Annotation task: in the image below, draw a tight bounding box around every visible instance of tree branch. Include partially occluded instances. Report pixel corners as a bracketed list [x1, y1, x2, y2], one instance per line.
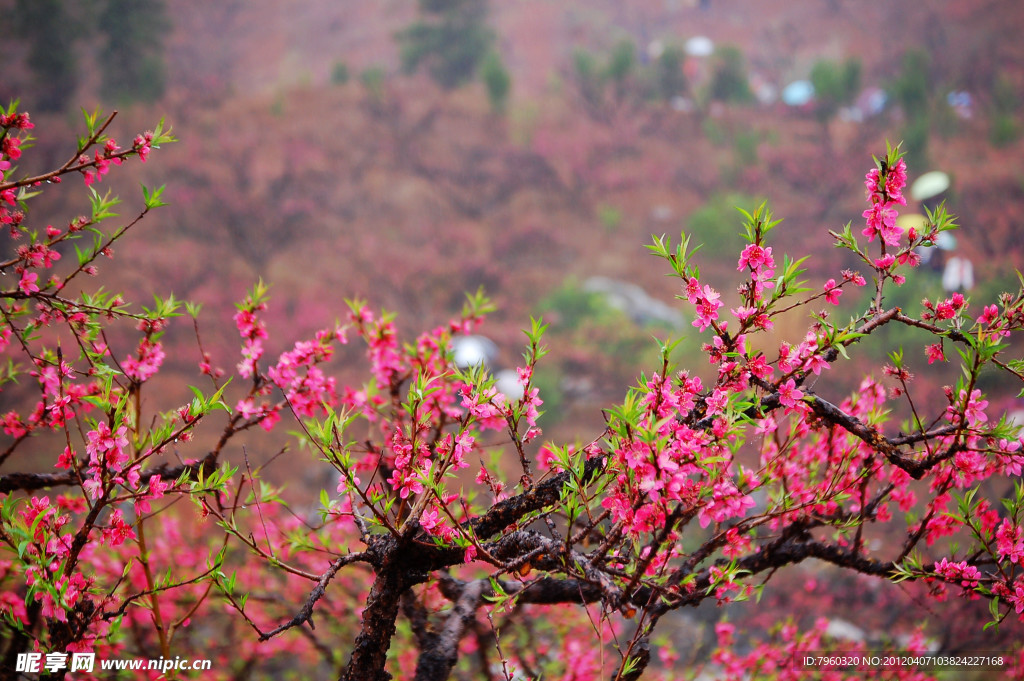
[258, 553, 368, 641]
[413, 579, 485, 681]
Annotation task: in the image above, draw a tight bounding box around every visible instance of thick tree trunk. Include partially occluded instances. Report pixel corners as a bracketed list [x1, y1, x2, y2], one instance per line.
[339, 569, 406, 681]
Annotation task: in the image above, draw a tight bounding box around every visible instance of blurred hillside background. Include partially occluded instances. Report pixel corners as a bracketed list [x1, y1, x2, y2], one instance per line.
[2, 0, 1024, 443]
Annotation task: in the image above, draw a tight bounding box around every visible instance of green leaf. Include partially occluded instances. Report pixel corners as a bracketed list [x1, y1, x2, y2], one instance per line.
[141, 184, 168, 209]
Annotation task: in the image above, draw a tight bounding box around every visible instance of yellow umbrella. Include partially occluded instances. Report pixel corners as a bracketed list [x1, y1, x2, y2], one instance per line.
[896, 214, 928, 231]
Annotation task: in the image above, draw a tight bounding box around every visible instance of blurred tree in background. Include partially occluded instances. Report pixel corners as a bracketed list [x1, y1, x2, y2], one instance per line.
[708, 45, 754, 104]
[98, 0, 170, 103]
[397, 0, 495, 90]
[11, 0, 80, 111]
[810, 56, 861, 125]
[569, 40, 647, 117]
[605, 39, 636, 102]
[990, 74, 1021, 148]
[331, 61, 351, 85]
[9, 0, 169, 109]
[572, 48, 605, 110]
[480, 50, 511, 113]
[891, 49, 931, 121]
[654, 44, 688, 102]
[890, 48, 932, 166]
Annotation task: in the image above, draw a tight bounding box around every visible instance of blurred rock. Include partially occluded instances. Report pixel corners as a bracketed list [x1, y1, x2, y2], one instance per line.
[583, 276, 686, 328]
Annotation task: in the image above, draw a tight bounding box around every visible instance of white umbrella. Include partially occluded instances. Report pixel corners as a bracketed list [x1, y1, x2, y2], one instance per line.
[450, 336, 498, 370]
[685, 36, 714, 57]
[910, 171, 950, 202]
[494, 369, 523, 401]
